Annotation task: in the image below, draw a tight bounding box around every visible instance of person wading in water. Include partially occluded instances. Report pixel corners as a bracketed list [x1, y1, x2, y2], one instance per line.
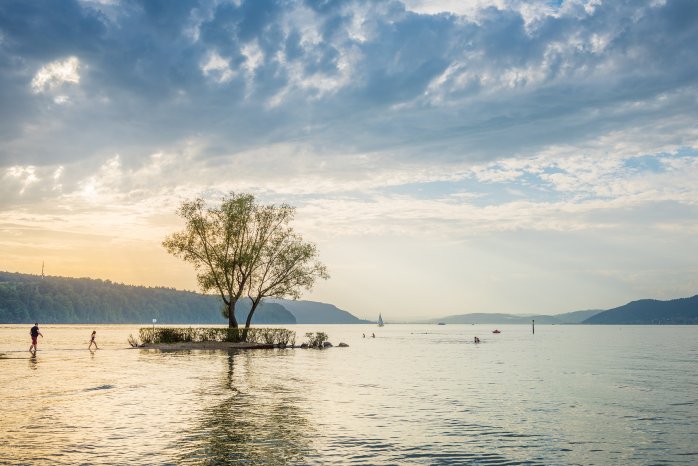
[88, 330, 98, 350]
[29, 323, 43, 354]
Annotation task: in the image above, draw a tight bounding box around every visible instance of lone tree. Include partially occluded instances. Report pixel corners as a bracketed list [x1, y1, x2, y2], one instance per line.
[162, 192, 328, 335]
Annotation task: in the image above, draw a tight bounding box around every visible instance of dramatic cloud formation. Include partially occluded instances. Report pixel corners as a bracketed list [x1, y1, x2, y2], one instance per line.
[1, 0, 697, 318]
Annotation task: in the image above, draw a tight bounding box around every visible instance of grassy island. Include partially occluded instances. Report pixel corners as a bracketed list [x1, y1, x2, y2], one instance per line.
[134, 327, 296, 347]
[132, 328, 336, 350]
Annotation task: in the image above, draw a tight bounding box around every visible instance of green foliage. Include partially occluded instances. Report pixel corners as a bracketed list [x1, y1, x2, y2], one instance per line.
[139, 327, 296, 346]
[304, 332, 329, 348]
[162, 193, 258, 328]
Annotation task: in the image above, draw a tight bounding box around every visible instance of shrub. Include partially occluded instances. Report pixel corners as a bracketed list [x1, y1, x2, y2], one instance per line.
[139, 328, 154, 344]
[136, 327, 297, 346]
[304, 332, 329, 348]
[127, 334, 140, 347]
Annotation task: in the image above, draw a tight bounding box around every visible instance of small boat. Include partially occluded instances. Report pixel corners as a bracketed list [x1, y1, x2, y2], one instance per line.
[378, 314, 384, 327]
[492, 329, 501, 334]
[437, 322, 446, 325]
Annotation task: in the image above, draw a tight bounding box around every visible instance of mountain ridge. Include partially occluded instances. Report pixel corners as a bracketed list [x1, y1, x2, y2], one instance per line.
[268, 299, 371, 324]
[425, 295, 697, 325]
[2, 271, 695, 325]
[583, 295, 698, 324]
[0, 271, 366, 325]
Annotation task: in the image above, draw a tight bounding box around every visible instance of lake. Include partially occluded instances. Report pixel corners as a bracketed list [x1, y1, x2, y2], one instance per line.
[1, 324, 696, 465]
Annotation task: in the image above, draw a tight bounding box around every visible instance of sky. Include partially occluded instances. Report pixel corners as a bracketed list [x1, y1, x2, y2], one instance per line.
[1, 0, 697, 321]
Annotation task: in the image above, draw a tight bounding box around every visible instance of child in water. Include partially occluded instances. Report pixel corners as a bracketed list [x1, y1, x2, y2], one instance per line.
[89, 330, 99, 350]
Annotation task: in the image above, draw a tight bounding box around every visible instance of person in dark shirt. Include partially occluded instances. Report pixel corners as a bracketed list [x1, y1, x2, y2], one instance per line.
[29, 323, 43, 354]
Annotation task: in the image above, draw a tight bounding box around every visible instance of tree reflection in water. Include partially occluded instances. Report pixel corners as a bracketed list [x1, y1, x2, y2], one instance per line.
[179, 350, 316, 465]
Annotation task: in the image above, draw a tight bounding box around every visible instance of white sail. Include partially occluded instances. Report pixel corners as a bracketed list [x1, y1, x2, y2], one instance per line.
[378, 313, 384, 327]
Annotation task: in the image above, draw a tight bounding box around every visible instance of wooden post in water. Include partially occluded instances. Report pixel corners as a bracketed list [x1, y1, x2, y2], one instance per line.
[532, 319, 535, 334]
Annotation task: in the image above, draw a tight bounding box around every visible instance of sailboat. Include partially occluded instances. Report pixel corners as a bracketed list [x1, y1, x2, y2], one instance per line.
[377, 314, 384, 327]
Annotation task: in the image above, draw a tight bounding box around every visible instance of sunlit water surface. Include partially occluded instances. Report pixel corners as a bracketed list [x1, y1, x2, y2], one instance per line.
[1, 324, 697, 465]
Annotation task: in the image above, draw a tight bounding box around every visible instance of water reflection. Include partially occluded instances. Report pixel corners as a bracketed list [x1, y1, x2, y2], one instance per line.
[1, 325, 696, 465]
[178, 350, 316, 465]
[28, 352, 38, 370]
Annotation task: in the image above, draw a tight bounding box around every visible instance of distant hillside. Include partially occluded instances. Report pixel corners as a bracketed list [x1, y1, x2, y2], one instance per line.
[236, 300, 296, 325]
[0, 271, 372, 325]
[429, 313, 562, 325]
[426, 309, 600, 325]
[554, 309, 603, 324]
[583, 295, 698, 324]
[269, 299, 370, 324]
[0, 271, 295, 324]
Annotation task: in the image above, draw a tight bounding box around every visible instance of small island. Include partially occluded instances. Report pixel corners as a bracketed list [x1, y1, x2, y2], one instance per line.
[131, 328, 341, 350]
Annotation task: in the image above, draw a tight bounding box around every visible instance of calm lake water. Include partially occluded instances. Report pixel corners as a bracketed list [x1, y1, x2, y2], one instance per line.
[1, 324, 696, 465]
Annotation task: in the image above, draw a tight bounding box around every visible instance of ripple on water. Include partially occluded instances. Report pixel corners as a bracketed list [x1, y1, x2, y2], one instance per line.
[1, 324, 697, 465]
[84, 384, 115, 391]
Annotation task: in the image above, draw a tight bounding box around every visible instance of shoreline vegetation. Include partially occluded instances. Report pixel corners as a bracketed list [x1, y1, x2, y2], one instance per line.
[131, 327, 342, 350]
[137, 341, 280, 350]
[135, 327, 297, 347]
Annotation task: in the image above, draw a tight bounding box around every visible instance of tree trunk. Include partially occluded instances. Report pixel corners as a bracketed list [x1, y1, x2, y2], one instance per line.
[228, 300, 238, 328]
[241, 299, 260, 342]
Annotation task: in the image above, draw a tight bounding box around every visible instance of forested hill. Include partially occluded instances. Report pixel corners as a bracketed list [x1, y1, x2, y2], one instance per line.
[583, 295, 698, 324]
[0, 271, 295, 324]
[428, 313, 563, 325]
[269, 299, 371, 324]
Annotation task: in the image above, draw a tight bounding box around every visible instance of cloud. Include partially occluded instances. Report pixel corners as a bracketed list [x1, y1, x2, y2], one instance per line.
[1, 0, 698, 312]
[1, 0, 697, 169]
[4, 165, 39, 195]
[201, 49, 236, 83]
[31, 56, 81, 93]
